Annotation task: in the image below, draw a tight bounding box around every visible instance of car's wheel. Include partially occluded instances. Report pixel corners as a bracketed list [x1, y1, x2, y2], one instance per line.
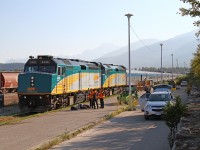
[144, 115, 149, 120]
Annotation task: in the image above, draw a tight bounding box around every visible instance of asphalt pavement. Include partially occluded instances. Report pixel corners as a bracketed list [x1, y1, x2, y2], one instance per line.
[51, 110, 170, 150]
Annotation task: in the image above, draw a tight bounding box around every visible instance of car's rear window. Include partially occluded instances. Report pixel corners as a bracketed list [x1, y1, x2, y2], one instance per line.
[148, 93, 170, 101]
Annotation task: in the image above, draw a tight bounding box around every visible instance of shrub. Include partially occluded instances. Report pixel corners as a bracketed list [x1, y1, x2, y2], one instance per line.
[163, 96, 187, 129]
[163, 96, 187, 148]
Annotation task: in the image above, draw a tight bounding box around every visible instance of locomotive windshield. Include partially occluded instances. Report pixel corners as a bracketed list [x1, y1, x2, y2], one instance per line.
[25, 65, 56, 73]
[25, 66, 38, 72]
[24, 58, 56, 73]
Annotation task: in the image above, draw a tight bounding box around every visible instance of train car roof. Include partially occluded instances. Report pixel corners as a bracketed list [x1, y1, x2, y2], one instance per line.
[53, 58, 67, 65]
[128, 70, 173, 76]
[102, 64, 111, 69]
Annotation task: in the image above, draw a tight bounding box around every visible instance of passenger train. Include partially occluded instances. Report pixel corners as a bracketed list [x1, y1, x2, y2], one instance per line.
[17, 55, 177, 113]
[18, 55, 126, 112]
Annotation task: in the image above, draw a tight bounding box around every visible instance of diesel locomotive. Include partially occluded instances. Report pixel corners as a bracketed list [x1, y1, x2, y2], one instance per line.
[18, 55, 127, 112]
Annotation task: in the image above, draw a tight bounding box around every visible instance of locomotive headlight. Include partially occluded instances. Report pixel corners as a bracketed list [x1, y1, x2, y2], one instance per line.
[39, 96, 42, 99]
[30, 76, 35, 87]
[24, 96, 27, 99]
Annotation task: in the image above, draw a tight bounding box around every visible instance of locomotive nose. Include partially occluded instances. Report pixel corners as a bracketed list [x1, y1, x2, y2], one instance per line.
[18, 73, 52, 93]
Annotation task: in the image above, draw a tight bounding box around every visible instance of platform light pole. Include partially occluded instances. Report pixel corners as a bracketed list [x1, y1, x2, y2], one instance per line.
[160, 43, 163, 83]
[125, 13, 133, 110]
[125, 13, 133, 95]
[176, 59, 179, 74]
[184, 62, 186, 74]
[171, 54, 173, 80]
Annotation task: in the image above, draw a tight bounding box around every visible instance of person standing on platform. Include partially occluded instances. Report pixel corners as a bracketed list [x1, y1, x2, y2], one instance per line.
[88, 89, 93, 108]
[92, 89, 99, 109]
[98, 88, 105, 108]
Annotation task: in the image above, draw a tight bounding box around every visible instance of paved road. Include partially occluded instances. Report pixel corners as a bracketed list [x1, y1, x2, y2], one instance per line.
[51, 110, 170, 150]
[172, 86, 188, 104]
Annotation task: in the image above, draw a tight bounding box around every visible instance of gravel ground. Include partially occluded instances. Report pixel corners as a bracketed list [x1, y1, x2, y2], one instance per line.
[173, 87, 200, 150]
[0, 93, 20, 116]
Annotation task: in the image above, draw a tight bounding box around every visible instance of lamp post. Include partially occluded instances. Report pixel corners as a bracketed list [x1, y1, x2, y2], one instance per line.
[184, 62, 186, 74]
[160, 43, 163, 83]
[171, 54, 173, 80]
[125, 13, 133, 95]
[125, 13, 133, 109]
[176, 59, 179, 74]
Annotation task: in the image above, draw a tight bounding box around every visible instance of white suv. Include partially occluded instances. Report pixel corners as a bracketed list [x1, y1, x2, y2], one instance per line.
[144, 91, 174, 120]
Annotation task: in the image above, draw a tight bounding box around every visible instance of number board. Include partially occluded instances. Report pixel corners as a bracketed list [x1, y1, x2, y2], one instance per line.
[28, 60, 37, 65]
[39, 60, 51, 65]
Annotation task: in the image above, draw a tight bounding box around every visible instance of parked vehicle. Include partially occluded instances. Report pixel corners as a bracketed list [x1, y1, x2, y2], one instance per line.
[181, 81, 188, 87]
[153, 88, 171, 92]
[153, 84, 172, 91]
[138, 93, 151, 111]
[144, 91, 174, 120]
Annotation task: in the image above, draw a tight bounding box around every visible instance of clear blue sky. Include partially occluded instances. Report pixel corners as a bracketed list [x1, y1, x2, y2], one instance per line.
[0, 0, 197, 63]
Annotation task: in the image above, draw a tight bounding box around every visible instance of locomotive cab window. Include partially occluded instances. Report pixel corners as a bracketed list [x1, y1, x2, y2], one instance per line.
[25, 66, 38, 72]
[58, 67, 65, 75]
[39, 66, 56, 73]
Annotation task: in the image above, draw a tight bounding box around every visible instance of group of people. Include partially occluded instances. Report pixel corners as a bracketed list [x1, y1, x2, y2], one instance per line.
[88, 88, 105, 109]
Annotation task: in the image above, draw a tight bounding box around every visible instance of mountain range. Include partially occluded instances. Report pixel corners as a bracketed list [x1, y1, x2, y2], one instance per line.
[1, 30, 199, 71]
[94, 30, 199, 68]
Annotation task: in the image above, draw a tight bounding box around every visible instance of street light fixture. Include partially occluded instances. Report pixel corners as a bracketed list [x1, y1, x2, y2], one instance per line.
[160, 43, 163, 83]
[125, 13, 133, 109]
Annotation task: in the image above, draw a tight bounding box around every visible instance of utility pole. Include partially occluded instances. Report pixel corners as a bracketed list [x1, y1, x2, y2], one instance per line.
[171, 54, 173, 80]
[160, 44, 163, 83]
[125, 13, 133, 109]
[184, 62, 186, 74]
[176, 59, 179, 74]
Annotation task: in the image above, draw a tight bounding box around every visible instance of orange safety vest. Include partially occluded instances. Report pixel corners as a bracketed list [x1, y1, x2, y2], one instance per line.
[88, 91, 93, 99]
[98, 92, 104, 99]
